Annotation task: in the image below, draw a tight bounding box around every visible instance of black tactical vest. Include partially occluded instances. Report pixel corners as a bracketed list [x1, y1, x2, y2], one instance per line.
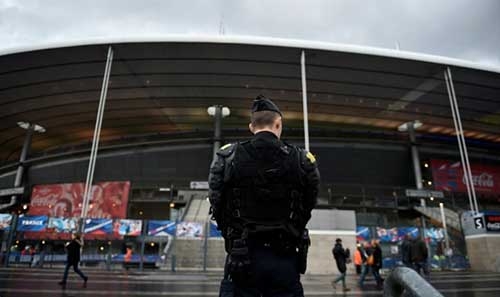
[223, 139, 304, 239]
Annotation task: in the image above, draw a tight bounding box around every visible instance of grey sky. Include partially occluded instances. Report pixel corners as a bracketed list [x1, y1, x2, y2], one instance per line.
[1, 0, 499, 67]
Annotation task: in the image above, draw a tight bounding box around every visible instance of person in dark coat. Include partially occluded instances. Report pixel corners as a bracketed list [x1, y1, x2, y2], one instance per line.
[371, 239, 383, 289]
[401, 234, 412, 268]
[331, 238, 351, 292]
[411, 237, 429, 276]
[58, 233, 88, 287]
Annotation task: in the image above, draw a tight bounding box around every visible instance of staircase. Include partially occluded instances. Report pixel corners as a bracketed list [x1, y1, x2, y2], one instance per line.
[414, 206, 461, 230]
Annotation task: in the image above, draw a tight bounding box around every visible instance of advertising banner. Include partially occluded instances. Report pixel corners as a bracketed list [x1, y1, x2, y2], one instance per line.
[84, 218, 113, 235]
[47, 217, 79, 233]
[424, 228, 445, 242]
[29, 181, 130, 219]
[147, 220, 176, 236]
[356, 226, 371, 242]
[431, 159, 500, 193]
[176, 222, 203, 238]
[376, 227, 399, 243]
[485, 214, 500, 232]
[114, 219, 142, 236]
[0, 214, 12, 230]
[17, 215, 48, 232]
[397, 227, 419, 240]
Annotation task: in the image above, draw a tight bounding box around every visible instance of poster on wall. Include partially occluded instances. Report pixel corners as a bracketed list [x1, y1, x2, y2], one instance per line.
[148, 220, 176, 236]
[0, 214, 12, 230]
[356, 226, 371, 242]
[114, 219, 142, 236]
[176, 222, 203, 238]
[47, 217, 79, 233]
[209, 222, 222, 237]
[83, 218, 113, 235]
[17, 215, 48, 232]
[376, 227, 399, 243]
[431, 159, 500, 193]
[484, 214, 500, 232]
[29, 181, 130, 219]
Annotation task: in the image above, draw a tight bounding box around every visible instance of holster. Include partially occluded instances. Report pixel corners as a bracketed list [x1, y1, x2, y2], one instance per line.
[297, 229, 310, 274]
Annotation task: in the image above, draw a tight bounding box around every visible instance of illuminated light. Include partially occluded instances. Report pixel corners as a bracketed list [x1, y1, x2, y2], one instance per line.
[78, 203, 82, 208]
[428, 181, 432, 186]
[42, 241, 46, 245]
[139, 211, 143, 215]
[100, 246, 104, 251]
[22, 204, 28, 210]
[159, 188, 171, 192]
[48, 205, 52, 209]
[15, 240, 19, 244]
[150, 242, 155, 247]
[424, 163, 429, 168]
[108, 241, 112, 245]
[430, 197, 435, 201]
[169, 203, 175, 208]
[89, 204, 93, 209]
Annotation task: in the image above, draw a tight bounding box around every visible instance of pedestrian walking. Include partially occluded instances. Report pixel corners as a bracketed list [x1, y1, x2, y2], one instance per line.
[354, 242, 363, 275]
[331, 238, 351, 292]
[58, 233, 88, 287]
[359, 241, 383, 290]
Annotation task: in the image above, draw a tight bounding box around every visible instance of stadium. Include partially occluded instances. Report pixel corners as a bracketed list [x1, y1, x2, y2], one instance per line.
[0, 35, 499, 276]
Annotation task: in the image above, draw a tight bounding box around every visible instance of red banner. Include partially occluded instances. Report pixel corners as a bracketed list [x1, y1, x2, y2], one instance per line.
[431, 159, 500, 193]
[29, 181, 130, 219]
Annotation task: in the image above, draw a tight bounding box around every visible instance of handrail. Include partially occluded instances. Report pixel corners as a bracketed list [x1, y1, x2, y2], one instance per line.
[384, 267, 444, 297]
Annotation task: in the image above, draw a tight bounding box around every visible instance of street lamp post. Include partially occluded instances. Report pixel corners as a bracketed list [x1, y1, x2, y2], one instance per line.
[207, 106, 230, 160]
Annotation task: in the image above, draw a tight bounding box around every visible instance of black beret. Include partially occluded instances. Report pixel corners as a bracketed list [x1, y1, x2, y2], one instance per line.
[251, 95, 282, 116]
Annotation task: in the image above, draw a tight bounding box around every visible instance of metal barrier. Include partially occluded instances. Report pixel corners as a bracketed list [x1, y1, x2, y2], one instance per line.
[384, 267, 444, 297]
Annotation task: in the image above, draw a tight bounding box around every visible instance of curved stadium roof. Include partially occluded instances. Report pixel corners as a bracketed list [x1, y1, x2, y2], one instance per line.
[0, 35, 499, 163]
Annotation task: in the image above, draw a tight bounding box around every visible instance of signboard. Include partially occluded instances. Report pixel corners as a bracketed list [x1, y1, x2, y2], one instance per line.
[485, 214, 500, 232]
[0, 187, 24, 197]
[190, 181, 209, 190]
[397, 227, 419, 240]
[83, 218, 113, 235]
[0, 214, 12, 230]
[29, 181, 130, 219]
[17, 215, 48, 232]
[473, 214, 485, 230]
[47, 217, 79, 233]
[114, 219, 142, 236]
[424, 228, 445, 243]
[405, 189, 444, 198]
[431, 159, 500, 193]
[147, 220, 176, 236]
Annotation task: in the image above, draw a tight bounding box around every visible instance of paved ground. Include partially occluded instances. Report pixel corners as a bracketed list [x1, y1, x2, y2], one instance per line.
[0, 268, 499, 296]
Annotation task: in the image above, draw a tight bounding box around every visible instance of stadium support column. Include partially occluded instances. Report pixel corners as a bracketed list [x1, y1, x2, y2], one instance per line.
[444, 67, 478, 214]
[300, 50, 310, 152]
[80, 46, 114, 233]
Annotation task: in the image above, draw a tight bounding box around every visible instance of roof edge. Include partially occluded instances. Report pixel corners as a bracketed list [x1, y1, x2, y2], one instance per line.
[1, 34, 500, 74]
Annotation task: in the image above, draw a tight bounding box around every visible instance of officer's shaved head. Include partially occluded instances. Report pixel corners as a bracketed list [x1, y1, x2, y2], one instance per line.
[251, 111, 281, 128]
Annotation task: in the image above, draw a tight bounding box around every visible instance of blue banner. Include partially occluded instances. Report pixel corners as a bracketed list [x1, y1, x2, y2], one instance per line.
[209, 222, 222, 237]
[48, 217, 79, 233]
[0, 214, 12, 230]
[148, 220, 176, 236]
[17, 215, 48, 232]
[425, 228, 444, 243]
[397, 227, 419, 240]
[356, 226, 371, 242]
[84, 218, 113, 234]
[377, 227, 399, 243]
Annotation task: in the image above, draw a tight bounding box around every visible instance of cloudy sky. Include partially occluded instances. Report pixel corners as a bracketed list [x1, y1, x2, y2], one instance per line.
[1, 0, 499, 67]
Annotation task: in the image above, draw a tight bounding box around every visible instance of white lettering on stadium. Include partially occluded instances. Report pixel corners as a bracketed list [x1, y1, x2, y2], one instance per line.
[462, 173, 494, 188]
[22, 220, 43, 225]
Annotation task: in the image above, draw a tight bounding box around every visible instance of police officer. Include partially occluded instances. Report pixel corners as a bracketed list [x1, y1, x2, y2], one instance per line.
[209, 95, 320, 297]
